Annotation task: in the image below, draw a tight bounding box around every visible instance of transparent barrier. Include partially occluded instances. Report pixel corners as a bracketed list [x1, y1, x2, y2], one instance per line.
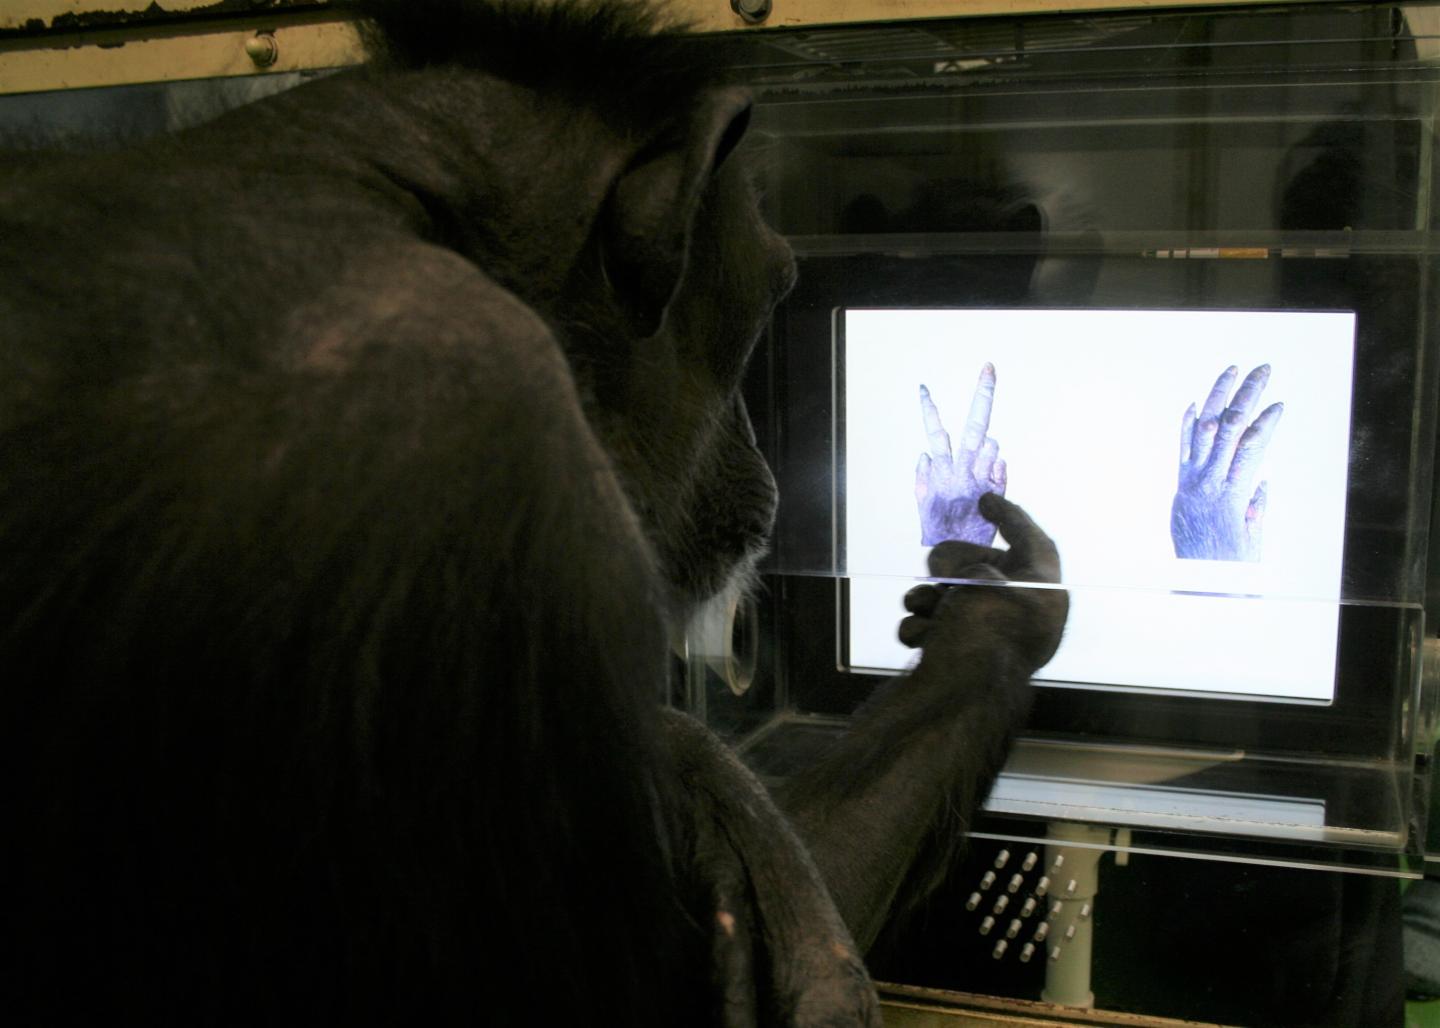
[681, 573, 1425, 871]
[696, 3, 1440, 872]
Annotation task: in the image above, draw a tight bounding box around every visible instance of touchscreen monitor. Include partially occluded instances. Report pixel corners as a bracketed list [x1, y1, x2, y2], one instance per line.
[842, 308, 1356, 702]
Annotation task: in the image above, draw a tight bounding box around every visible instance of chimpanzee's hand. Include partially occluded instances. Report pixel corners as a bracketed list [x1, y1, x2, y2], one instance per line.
[1170, 364, 1283, 562]
[899, 493, 1066, 674]
[914, 364, 1007, 547]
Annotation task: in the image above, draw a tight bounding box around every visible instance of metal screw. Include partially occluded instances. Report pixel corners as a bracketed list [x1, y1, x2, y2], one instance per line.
[245, 32, 279, 68]
[731, 0, 772, 24]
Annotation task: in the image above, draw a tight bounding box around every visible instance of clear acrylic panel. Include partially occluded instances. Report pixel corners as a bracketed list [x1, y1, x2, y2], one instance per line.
[690, 1, 1440, 869]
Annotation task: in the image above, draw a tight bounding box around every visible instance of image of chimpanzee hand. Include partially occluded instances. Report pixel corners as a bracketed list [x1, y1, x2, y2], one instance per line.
[915, 363, 1007, 547]
[1171, 364, 1284, 562]
[899, 493, 1067, 674]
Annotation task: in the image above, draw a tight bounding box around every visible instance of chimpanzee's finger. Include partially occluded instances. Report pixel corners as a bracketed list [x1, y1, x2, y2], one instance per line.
[991, 457, 1007, 495]
[946, 564, 1005, 584]
[1203, 407, 1248, 484]
[1247, 480, 1268, 528]
[1199, 365, 1237, 421]
[958, 363, 996, 455]
[973, 436, 998, 485]
[1178, 402, 1197, 467]
[915, 452, 932, 501]
[1227, 364, 1270, 420]
[976, 493, 1060, 584]
[903, 583, 943, 617]
[928, 539, 1006, 579]
[898, 614, 931, 648]
[1189, 415, 1219, 471]
[1226, 402, 1283, 488]
[920, 385, 952, 461]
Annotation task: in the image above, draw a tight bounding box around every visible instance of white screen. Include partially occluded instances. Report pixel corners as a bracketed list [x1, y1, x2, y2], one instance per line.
[843, 308, 1355, 702]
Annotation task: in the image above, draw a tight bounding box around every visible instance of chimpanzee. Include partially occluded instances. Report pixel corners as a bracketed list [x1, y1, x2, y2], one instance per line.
[0, 2, 1065, 1024]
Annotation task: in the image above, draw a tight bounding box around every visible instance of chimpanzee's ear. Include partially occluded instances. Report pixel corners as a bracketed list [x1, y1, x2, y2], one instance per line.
[602, 87, 753, 337]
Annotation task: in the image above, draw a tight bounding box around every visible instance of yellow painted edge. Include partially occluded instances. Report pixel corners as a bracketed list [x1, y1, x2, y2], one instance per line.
[3, 0, 226, 31]
[0, 17, 366, 95]
[667, 0, 1325, 32]
[0, 0, 1352, 96]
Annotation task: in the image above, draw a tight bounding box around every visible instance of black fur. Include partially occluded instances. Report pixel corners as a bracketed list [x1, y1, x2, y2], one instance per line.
[0, 2, 1064, 1024]
[350, 0, 718, 125]
[0, 5, 765, 1024]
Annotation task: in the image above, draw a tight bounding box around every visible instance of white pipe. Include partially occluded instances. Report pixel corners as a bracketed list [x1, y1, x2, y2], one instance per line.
[1040, 822, 1111, 1009]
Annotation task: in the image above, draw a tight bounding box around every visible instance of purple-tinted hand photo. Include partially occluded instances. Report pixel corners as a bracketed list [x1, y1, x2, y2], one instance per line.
[1171, 364, 1284, 562]
[915, 363, 1007, 546]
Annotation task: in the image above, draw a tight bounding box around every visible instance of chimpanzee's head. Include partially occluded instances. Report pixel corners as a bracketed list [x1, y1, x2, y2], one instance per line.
[357, 0, 796, 616]
[578, 93, 797, 615]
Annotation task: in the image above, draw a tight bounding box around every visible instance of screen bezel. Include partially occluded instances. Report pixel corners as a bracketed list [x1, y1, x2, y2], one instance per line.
[750, 248, 1418, 761]
[834, 304, 1355, 705]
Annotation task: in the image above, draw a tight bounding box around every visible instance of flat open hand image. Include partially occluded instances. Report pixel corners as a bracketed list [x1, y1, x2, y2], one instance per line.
[1171, 364, 1284, 561]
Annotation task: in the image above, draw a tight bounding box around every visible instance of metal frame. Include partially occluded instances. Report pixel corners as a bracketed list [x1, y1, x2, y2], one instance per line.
[0, 0, 1352, 96]
[0, 8, 361, 95]
[876, 984, 1231, 1026]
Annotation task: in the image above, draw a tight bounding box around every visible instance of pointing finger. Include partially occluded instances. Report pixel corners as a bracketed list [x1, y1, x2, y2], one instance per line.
[977, 493, 1060, 584]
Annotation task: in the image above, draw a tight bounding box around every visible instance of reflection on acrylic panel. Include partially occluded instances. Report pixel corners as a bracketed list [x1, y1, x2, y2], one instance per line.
[842, 308, 1356, 702]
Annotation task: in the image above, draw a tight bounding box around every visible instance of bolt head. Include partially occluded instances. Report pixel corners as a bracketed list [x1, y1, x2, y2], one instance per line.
[732, 0, 772, 23]
[245, 34, 279, 68]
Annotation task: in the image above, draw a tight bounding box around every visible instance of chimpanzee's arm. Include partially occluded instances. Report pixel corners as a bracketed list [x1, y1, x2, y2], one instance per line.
[774, 494, 1065, 953]
[661, 710, 881, 1027]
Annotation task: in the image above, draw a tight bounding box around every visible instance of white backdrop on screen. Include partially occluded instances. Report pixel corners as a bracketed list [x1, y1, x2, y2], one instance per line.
[842, 308, 1355, 702]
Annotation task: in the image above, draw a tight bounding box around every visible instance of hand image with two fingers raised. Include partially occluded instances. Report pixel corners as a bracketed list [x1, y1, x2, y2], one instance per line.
[1171, 364, 1284, 562]
[915, 363, 1007, 547]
